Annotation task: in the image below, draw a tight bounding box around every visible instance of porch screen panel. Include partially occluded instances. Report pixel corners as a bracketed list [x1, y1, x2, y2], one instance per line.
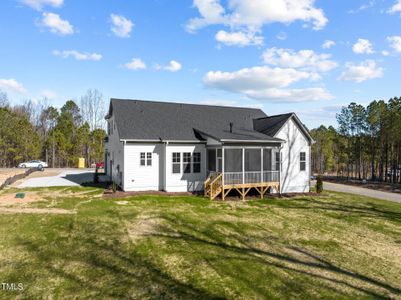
[224, 149, 242, 172]
[207, 149, 216, 172]
[245, 149, 261, 171]
[263, 149, 272, 171]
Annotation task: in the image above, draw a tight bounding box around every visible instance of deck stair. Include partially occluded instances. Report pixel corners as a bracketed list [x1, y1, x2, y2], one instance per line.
[204, 172, 223, 200]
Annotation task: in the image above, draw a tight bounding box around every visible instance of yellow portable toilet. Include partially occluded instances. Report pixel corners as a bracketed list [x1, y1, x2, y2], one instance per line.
[78, 157, 85, 169]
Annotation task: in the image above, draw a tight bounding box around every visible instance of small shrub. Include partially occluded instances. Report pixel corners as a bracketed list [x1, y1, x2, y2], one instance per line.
[316, 176, 323, 193]
[112, 181, 117, 193]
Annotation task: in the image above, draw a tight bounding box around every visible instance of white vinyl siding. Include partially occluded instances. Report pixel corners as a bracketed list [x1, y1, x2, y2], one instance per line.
[165, 144, 206, 192]
[276, 118, 310, 193]
[124, 144, 161, 191]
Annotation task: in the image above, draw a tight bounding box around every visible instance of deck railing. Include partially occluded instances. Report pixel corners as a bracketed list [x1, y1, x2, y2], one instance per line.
[223, 171, 279, 185]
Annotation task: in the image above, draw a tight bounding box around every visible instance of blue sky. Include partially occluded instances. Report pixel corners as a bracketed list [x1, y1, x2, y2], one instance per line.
[1, 0, 401, 128]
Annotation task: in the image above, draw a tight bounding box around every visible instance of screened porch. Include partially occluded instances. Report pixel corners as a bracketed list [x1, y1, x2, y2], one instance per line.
[207, 147, 281, 186]
[204, 146, 281, 200]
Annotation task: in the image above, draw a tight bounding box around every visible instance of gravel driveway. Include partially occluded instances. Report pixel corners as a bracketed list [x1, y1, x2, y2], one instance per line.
[320, 181, 401, 204]
[17, 169, 95, 188]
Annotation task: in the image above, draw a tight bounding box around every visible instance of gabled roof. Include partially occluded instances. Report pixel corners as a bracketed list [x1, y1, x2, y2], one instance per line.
[253, 113, 314, 143]
[253, 113, 293, 137]
[108, 99, 281, 142]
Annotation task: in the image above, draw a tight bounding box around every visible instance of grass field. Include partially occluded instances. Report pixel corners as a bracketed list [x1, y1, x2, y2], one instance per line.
[0, 187, 400, 299]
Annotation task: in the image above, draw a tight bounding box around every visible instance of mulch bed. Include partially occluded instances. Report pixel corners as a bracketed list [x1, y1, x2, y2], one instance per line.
[103, 188, 318, 200]
[103, 189, 197, 198]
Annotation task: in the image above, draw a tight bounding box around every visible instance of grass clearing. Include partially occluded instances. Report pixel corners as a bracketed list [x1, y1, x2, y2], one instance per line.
[0, 187, 400, 299]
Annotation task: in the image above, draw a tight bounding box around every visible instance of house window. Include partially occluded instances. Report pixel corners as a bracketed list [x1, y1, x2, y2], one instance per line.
[193, 152, 201, 173]
[147, 152, 152, 166]
[172, 152, 181, 174]
[207, 149, 216, 172]
[183, 152, 191, 173]
[275, 152, 280, 171]
[140, 152, 152, 166]
[300, 152, 306, 171]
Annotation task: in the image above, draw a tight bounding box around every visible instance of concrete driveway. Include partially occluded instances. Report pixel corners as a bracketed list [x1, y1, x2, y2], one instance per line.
[17, 169, 96, 188]
[320, 181, 401, 204]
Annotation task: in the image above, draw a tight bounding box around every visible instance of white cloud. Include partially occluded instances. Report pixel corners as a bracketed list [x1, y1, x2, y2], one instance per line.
[262, 48, 338, 72]
[40, 89, 57, 99]
[187, 0, 328, 33]
[245, 87, 334, 102]
[163, 60, 182, 72]
[382, 50, 390, 56]
[348, 1, 376, 14]
[204, 66, 315, 90]
[215, 30, 263, 47]
[322, 40, 335, 49]
[388, 0, 401, 14]
[0, 78, 27, 94]
[203, 66, 332, 102]
[124, 58, 146, 70]
[39, 12, 74, 35]
[110, 14, 134, 38]
[352, 38, 374, 54]
[199, 99, 263, 108]
[20, 0, 63, 10]
[53, 50, 102, 61]
[387, 36, 401, 52]
[338, 60, 383, 83]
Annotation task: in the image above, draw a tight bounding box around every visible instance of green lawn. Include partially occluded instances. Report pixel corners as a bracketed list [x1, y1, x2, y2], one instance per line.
[0, 187, 400, 299]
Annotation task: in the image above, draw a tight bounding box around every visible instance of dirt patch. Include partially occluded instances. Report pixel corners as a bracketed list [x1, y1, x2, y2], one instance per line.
[126, 215, 163, 243]
[0, 207, 76, 214]
[9, 169, 64, 187]
[0, 192, 41, 207]
[116, 201, 129, 205]
[0, 168, 32, 189]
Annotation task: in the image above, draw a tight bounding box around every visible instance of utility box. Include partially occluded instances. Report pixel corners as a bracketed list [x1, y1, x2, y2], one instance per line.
[78, 157, 85, 169]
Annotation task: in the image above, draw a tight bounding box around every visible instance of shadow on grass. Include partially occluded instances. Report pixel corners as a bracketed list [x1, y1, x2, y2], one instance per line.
[13, 201, 401, 299]
[267, 197, 401, 223]
[15, 222, 223, 299]
[149, 215, 401, 299]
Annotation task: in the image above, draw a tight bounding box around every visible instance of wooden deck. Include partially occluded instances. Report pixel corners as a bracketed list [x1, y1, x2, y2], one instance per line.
[204, 173, 280, 200]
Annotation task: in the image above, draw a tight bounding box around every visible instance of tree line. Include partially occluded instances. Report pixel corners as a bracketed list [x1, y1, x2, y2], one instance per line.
[0, 89, 106, 168]
[311, 97, 401, 184]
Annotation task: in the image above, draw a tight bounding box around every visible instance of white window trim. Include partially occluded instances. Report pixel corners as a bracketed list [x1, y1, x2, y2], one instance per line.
[172, 152, 181, 174]
[300, 151, 306, 171]
[140, 152, 152, 167]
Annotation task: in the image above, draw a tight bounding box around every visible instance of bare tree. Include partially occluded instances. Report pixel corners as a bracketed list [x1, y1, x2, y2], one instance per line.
[0, 90, 9, 108]
[80, 89, 105, 131]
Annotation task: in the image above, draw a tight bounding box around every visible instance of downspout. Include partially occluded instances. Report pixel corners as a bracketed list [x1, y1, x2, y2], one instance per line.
[309, 140, 314, 192]
[122, 140, 126, 191]
[161, 139, 169, 192]
[279, 144, 283, 195]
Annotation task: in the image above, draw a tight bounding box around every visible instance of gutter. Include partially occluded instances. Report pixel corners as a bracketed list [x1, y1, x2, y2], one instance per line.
[120, 139, 206, 144]
[221, 139, 285, 143]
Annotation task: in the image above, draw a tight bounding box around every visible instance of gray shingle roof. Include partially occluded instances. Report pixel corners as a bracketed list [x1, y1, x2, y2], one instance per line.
[253, 113, 294, 137]
[254, 113, 313, 143]
[109, 99, 283, 142]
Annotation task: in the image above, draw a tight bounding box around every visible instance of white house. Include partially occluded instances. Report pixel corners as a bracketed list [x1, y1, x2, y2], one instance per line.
[104, 99, 313, 199]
